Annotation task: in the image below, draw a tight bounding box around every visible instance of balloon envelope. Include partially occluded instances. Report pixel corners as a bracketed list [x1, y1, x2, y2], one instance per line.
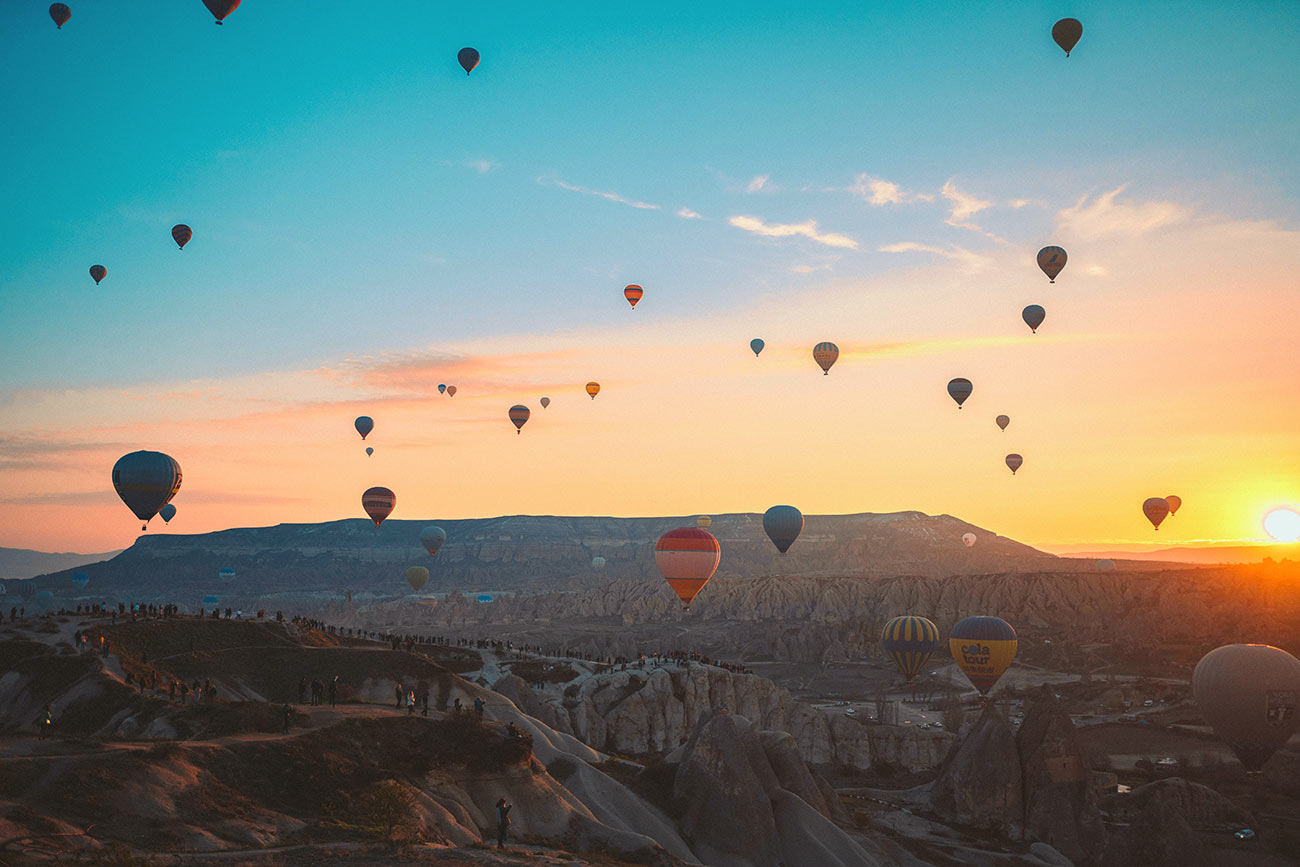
[762, 505, 804, 554]
[881, 615, 940, 683]
[1193, 644, 1300, 771]
[362, 487, 396, 527]
[476, 594, 494, 603]
[509, 405, 530, 433]
[1037, 246, 1067, 282]
[585, 382, 601, 399]
[1095, 559, 1117, 572]
[696, 516, 712, 529]
[219, 567, 235, 581]
[750, 338, 765, 357]
[50, 4, 71, 28]
[1143, 497, 1170, 530]
[947, 378, 973, 408]
[159, 503, 177, 524]
[1165, 495, 1182, 516]
[202, 595, 220, 606]
[624, 284, 644, 307]
[405, 566, 429, 592]
[73, 572, 90, 589]
[365, 447, 373, 457]
[591, 556, 606, 569]
[962, 533, 976, 547]
[458, 47, 480, 75]
[420, 526, 446, 557]
[950, 616, 1018, 696]
[354, 416, 373, 440]
[813, 342, 839, 374]
[655, 528, 721, 608]
[1052, 18, 1083, 55]
[438, 384, 447, 394]
[540, 397, 550, 408]
[1022, 305, 1046, 333]
[171, 224, 192, 249]
[446, 385, 457, 397]
[996, 414, 1010, 431]
[1006, 454, 1023, 475]
[89, 265, 107, 285]
[112, 451, 182, 528]
[201, 0, 240, 23]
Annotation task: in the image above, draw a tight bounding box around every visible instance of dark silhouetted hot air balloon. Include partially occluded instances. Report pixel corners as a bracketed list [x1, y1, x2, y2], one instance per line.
[655, 527, 720, 609]
[355, 416, 373, 440]
[112, 451, 182, 530]
[509, 405, 530, 433]
[1037, 246, 1067, 282]
[446, 385, 457, 397]
[406, 566, 429, 591]
[159, 503, 176, 524]
[624, 284, 643, 308]
[172, 224, 192, 250]
[458, 47, 480, 75]
[201, 0, 240, 24]
[591, 556, 606, 569]
[1165, 495, 1182, 516]
[947, 378, 972, 408]
[813, 342, 838, 375]
[962, 532, 976, 547]
[1006, 454, 1023, 475]
[365, 447, 374, 457]
[1193, 644, 1300, 772]
[881, 615, 940, 683]
[1022, 305, 1045, 333]
[696, 516, 712, 529]
[420, 526, 446, 557]
[763, 505, 804, 554]
[996, 414, 1010, 431]
[438, 384, 447, 394]
[218, 567, 235, 581]
[89, 265, 107, 285]
[1143, 497, 1170, 530]
[1096, 559, 1116, 571]
[750, 338, 765, 357]
[585, 382, 600, 400]
[1052, 18, 1083, 56]
[50, 4, 70, 29]
[362, 487, 396, 527]
[950, 616, 1017, 696]
[540, 397, 550, 408]
[73, 572, 90, 589]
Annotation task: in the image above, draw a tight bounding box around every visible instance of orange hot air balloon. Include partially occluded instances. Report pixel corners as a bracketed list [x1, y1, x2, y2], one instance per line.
[624, 284, 644, 308]
[813, 342, 839, 375]
[1005, 454, 1023, 475]
[1143, 497, 1170, 530]
[171, 224, 192, 250]
[585, 382, 600, 400]
[508, 404, 530, 434]
[446, 385, 457, 397]
[50, 4, 70, 29]
[89, 265, 107, 285]
[1165, 495, 1182, 516]
[655, 527, 720, 609]
[362, 486, 396, 527]
[201, 0, 240, 24]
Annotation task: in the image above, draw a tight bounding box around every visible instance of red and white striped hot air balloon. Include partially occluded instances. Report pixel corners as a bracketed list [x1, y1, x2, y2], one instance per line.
[623, 284, 644, 308]
[655, 527, 720, 609]
[362, 487, 396, 527]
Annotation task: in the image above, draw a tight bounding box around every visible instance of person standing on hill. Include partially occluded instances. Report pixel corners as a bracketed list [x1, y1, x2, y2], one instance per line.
[407, 689, 416, 714]
[299, 676, 308, 705]
[495, 798, 512, 849]
[38, 705, 52, 739]
[282, 704, 293, 734]
[474, 697, 485, 719]
[328, 676, 338, 707]
[395, 683, 403, 708]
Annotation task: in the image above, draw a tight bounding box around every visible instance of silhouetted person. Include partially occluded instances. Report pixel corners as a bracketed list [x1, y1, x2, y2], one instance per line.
[299, 676, 307, 704]
[495, 798, 511, 849]
[282, 704, 293, 734]
[311, 679, 323, 706]
[474, 697, 485, 719]
[38, 704, 52, 739]
[328, 676, 338, 707]
[395, 683, 403, 708]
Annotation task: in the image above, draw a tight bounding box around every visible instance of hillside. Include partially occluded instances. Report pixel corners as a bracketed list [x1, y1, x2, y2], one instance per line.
[0, 546, 121, 580]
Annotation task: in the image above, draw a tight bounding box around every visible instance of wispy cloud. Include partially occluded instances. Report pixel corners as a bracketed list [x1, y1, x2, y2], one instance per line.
[878, 241, 992, 270]
[941, 180, 992, 228]
[465, 158, 498, 174]
[729, 215, 858, 250]
[676, 207, 702, 220]
[1056, 186, 1193, 239]
[540, 177, 660, 210]
[847, 174, 931, 205]
[746, 175, 771, 193]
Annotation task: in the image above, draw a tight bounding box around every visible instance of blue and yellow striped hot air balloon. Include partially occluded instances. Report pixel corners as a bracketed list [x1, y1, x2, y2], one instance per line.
[949, 616, 1018, 696]
[881, 616, 940, 683]
[813, 342, 839, 375]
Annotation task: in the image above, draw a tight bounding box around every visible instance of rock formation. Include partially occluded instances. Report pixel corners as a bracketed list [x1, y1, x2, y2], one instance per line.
[930, 703, 1024, 834]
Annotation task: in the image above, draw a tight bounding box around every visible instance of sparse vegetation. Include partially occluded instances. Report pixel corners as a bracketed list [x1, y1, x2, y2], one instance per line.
[355, 779, 418, 846]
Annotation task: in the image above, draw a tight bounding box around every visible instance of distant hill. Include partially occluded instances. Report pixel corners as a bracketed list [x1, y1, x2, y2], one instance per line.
[24, 511, 1068, 604]
[1057, 544, 1299, 565]
[0, 546, 121, 580]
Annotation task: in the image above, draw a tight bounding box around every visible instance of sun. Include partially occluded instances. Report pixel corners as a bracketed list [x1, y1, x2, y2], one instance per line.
[1262, 508, 1300, 542]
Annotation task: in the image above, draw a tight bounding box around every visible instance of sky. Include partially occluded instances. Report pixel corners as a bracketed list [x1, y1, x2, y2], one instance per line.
[2, 1, 1299, 554]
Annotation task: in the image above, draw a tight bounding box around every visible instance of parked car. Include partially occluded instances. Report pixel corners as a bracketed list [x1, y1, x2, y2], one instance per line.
[1235, 829, 1255, 840]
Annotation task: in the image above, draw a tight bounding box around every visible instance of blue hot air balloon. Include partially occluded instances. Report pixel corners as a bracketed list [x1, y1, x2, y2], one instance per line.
[881, 615, 940, 683]
[750, 338, 765, 357]
[476, 593, 494, 603]
[72, 572, 90, 590]
[762, 505, 805, 554]
[202, 595, 220, 606]
[219, 567, 236, 582]
[112, 451, 182, 530]
[159, 503, 177, 524]
[1022, 305, 1046, 333]
[34, 590, 55, 612]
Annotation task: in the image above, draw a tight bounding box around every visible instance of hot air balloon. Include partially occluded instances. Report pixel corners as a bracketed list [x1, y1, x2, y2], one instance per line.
[585, 382, 600, 400]
[89, 265, 107, 285]
[624, 284, 644, 308]
[1022, 305, 1046, 333]
[73, 572, 90, 590]
[405, 566, 429, 592]
[763, 505, 804, 554]
[591, 556, 606, 570]
[750, 338, 765, 357]
[159, 503, 177, 524]
[962, 532, 976, 547]
[1095, 559, 1117, 572]
[112, 451, 182, 530]
[354, 416, 374, 440]
[540, 397, 550, 408]
[950, 616, 1018, 696]
[438, 384, 447, 394]
[50, 4, 70, 29]
[458, 47, 480, 75]
[508, 405, 530, 434]
[1143, 497, 1170, 530]
[881, 615, 940, 683]
[365, 447, 374, 457]
[420, 526, 446, 557]
[362, 486, 396, 527]
[0, 584, 6, 596]
[1193, 644, 1300, 772]
[655, 527, 721, 609]
[696, 516, 712, 529]
[33, 590, 55, 613]
[1052, 18, 1083, 56]
[1005, 454, 1023, 475]
[201, 0, 240, 24]
[996, 414, 1010, 432]
[947, 378, 972, 408]
[171, 224, 192, 250]
[476, 593, 494, 603]
[446, 385, 457, 397]
[202, 594, 220, 606]
[1037, 246, 1067, 282]
[218, 567, 235, 581]
[813, 342, 838, 375]
[1165, 495, 1182, 516]
[19, 581, 35, 601]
